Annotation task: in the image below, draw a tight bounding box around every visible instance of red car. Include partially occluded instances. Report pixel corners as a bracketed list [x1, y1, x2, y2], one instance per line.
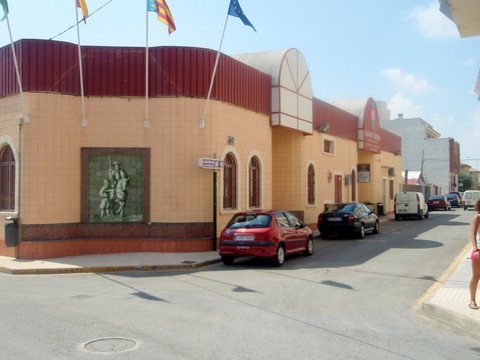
[219, 210, 314, 266]
[427, 195, 451, 211]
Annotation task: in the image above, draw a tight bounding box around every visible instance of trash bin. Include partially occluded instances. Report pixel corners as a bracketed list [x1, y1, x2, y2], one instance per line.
[5, 217, 18, 247]
[376, 203, 384, 216]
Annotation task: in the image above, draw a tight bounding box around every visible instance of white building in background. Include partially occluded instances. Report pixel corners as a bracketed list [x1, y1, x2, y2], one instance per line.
[376, 101, 391, 122]
[381, 115, 460, 195]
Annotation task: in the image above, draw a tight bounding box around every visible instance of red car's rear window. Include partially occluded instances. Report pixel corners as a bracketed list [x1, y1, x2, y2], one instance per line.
[227, 214, 272, 229]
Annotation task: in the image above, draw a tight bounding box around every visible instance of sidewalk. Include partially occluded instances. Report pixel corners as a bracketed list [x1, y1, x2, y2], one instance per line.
[0, 214, 478, 337]
[0, 251, 222, 275]
[421, 249, 480, 337]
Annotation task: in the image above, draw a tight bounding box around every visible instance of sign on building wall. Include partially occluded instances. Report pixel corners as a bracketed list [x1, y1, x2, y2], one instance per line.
[198, 158, 225, 169]
[358, 164, 371, 183]
[362, 101, 381, 153]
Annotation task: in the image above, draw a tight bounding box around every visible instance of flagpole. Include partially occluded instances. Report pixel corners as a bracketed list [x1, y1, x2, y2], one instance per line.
[200, 13, 230, 129]
[5, 16, 30, 124]
[75, 0, 87, 127]
[144, 0, 150, 128]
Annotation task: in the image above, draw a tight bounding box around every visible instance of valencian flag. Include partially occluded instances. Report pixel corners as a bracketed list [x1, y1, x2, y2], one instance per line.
[0, 0, 8, 21]
[228, 0, 256, 31]
[148, 0, 176, 34]
[77, 0, 88, 23]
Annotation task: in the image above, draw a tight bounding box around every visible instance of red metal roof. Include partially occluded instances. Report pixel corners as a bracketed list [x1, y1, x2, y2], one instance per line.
[380, 128, 402, 154]
[0, 39, 271, 115]
[313, 98, 402, 154]
[313, 98, 357, 141]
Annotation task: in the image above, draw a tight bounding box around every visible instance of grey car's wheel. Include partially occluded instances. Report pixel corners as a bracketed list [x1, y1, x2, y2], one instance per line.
[221, 255, 235, 265]
[357, 224, 365, 239]
[304, 238, 314, 256]
[373, 221, 379, 234]
[272, 244, 285, 267]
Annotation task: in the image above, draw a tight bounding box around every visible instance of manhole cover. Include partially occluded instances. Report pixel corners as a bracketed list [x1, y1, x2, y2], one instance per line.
[79, 337, 140, 354]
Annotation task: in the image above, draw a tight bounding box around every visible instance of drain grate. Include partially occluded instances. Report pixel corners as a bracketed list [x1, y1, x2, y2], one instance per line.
[79, 337, 140, 354]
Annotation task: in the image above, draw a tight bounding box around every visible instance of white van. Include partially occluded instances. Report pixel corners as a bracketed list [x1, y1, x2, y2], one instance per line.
[394, 192, 429, 220]
[463, 190, 480, 210]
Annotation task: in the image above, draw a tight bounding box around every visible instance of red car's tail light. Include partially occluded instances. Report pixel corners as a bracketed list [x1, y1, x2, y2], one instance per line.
[262, 230, 275, 241]
[347, 214, 355, 222]
[318, 215, 324, 222]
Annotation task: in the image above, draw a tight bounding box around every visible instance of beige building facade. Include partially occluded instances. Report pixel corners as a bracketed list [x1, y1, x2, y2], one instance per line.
[0, 40, 401, 259]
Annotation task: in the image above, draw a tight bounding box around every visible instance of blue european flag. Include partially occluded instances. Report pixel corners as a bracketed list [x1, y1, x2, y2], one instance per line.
[228, 0, 256, 32]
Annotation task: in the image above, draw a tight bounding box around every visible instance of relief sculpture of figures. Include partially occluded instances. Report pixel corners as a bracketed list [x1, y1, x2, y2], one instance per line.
[99, 160, 129, 217]
[99, 179, 114, 217]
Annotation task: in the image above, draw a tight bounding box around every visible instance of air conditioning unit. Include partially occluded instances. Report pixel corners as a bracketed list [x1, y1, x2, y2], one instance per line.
[388, 167, 396, 176]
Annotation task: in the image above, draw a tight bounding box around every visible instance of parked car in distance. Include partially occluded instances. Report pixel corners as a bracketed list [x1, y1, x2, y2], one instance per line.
[219, 210, 313, 267]
[427, 195, 451, 211]
[317, 203, 379, 239]
[448, 191, 463, 204]
[463, 190, 480, 210]
[394, 192, 429, 220]
[445, 193, 461, 208]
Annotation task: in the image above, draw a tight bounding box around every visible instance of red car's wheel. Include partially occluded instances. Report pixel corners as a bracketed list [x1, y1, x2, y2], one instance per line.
[304, 238, 314, 256]
[221, 255, 235, 265]
[272, 244, 285, 267]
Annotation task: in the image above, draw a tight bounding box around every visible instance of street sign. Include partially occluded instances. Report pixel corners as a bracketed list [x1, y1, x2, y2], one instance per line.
[198, 158, 224, 169]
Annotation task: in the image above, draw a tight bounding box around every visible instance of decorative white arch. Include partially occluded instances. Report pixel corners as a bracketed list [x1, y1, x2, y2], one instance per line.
[232, 48, 313, 134]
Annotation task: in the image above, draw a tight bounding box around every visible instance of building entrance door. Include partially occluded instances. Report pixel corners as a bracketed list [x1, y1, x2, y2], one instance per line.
[334, 175, 342, 203]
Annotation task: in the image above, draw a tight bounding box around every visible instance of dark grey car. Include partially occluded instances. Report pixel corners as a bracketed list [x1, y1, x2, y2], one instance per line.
[317, 203, 379, 239]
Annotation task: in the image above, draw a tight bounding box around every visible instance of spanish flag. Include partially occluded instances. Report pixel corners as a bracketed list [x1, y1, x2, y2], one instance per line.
[148, 0, 176, 34]
[76, 0, 88, 23]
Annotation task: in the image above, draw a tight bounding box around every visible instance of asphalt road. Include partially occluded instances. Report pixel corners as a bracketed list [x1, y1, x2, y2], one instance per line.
[1, 208, 479, 359]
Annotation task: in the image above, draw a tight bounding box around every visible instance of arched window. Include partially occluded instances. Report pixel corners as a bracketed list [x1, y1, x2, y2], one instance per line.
[351, 169, 356, 201]
[249, 157, 260, 208]
[307, 164, 315, 205]
[223, 154, 237, 209]
[0, 146, 15, 211]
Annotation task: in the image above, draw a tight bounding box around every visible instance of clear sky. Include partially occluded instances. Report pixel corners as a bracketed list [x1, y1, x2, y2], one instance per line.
[1, 1, 480, 167]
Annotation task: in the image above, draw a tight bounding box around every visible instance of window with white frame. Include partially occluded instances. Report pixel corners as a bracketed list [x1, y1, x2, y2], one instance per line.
[307, 164, 315, 205]
[223, 153, 237, 209]
[249, 156, 260, 208]
[0, 145, 15, 211]
[323, 136, 335, 155]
